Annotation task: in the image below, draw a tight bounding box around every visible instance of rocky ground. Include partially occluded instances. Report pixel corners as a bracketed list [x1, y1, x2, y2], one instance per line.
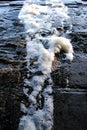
[0, 1, 87, 130]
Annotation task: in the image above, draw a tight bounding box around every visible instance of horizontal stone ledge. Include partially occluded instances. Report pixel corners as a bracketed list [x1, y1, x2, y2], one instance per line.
[53, 88, 87, 94]
[53, 86, 87, 130]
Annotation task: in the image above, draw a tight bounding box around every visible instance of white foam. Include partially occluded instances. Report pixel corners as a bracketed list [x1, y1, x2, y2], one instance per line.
[18, 0, 73, 130]
[48, 35, 74, 61]
[20, 102, 28, 113]
[18, 116, 36, 130]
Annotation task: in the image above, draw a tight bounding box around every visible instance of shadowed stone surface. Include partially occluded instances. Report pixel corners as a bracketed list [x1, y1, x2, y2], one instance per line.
[52, 55, 87, 88]
[0, 2, 26, 130]
[53, 89, 87, 130]
[51, 2, 87, 130]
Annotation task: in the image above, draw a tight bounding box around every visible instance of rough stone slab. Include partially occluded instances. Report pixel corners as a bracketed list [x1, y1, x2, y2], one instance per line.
[51, 54, 87, 88]
[53, 88, 87, 130]
[52, 3, 87, 130]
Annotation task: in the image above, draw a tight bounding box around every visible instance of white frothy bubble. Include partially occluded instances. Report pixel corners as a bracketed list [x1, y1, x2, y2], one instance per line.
[18, 0, 73, 130]
[18, 116, 36, 130]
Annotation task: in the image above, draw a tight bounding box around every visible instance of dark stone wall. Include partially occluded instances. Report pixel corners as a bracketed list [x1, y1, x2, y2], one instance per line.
[52, 2, 87, 130]
[0, 3, 26, 130]
[53, 90, 87, 130]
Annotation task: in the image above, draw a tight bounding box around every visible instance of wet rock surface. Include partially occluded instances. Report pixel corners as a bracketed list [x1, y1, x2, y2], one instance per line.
[0, 1, 87, 130]
[0, 2, 26, 130]
[52, 2, 87, 130]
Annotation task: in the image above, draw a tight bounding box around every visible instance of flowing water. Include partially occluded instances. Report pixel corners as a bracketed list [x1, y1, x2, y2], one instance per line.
[18, 0, 73, 130]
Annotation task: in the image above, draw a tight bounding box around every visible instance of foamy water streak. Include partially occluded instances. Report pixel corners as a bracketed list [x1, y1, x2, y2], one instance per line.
[18, 0, 73, 130]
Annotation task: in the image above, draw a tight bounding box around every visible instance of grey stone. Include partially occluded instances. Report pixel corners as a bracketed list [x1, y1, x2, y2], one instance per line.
[53, 88, 87, 130]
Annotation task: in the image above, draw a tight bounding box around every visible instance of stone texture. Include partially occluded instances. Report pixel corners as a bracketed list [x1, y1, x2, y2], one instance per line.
[53, 89, 87, 130]
[0, 67, 22, 130]
[0, 3, 26, 130]
[52, 2, 87, 130]
[52, 55, 87, 88]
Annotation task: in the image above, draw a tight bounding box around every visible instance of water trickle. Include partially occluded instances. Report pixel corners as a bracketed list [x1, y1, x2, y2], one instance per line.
[18, 0, 73, 130]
